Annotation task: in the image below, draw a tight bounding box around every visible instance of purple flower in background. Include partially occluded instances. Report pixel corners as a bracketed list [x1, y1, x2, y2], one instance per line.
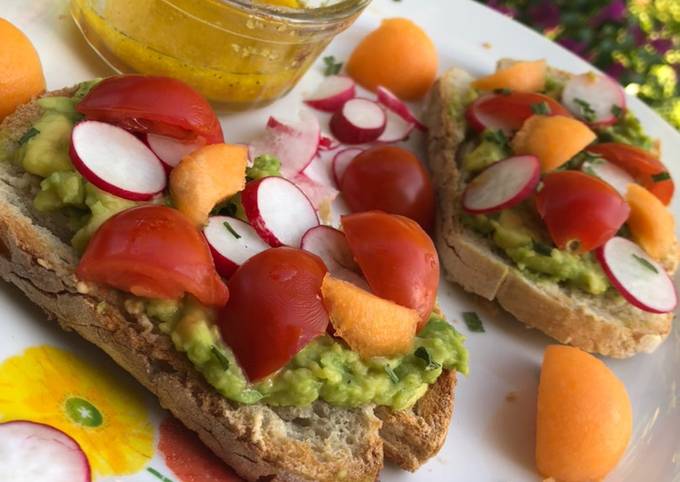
[590, 0, 626, 27]
[604, 62, 627, 80]
[557, 37, 588, 57]
[650, 38, 673, 55]
[528, 1, 560, 30]
[630, 24, 647, 47]
[486, 0, 516, 18]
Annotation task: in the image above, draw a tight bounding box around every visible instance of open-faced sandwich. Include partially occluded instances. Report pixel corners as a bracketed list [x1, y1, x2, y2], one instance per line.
[426, 59, 678, 358]
[0, 75, 468, 481]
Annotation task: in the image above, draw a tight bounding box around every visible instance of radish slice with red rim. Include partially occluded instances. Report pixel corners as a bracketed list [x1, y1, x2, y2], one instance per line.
[375, 85, 427, 132]
[318, 133, 340, 152]
[204, 216, 270, 278]
[304, 75, 356, 113]
[249, 112, 320, 177]
[377, 109, 415, 143]
[146, 133, 205, 170]
[330, 98, 386, 145]
[70, 121, 166, 201]
[582, 158, 635, 197]
[291, 173, 339, 210]
[596, 236, 677, 313]
[241, 176, 319, 247]
[332, 147, 364, 186]
[562, 73, 625, 126]
[0, 420, 91, 482]
[462, 155, 541, 214]
[300, 225, 369, 290]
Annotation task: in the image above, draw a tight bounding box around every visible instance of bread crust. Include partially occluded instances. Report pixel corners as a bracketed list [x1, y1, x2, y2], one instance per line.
[425, 66, 676, 358]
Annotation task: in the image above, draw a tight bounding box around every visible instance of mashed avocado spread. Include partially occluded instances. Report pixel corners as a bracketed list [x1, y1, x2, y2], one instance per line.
[145, 297, 468, 410]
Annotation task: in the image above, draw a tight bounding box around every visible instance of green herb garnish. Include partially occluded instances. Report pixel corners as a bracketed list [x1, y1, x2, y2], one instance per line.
[483, 129, 508, 147]
[632, 254, 658, 273]
[18, 127, 39, 145]
[323, 56, 343, 76]
[223, 221, 241, 239]
[531, 102, 551, 115]
[652, 172, 671, 182]
[611, 104, 624, 119]
[414, 346, 441, 370]
[462, 311, 485, 332]
[573, 98, 596, 123]
[211, 346, 231, 370]
[493, 88, 512, 95]
[147, 467, 174, 482]
[384, 365, 399, 383]
[533, 241, 553, 257]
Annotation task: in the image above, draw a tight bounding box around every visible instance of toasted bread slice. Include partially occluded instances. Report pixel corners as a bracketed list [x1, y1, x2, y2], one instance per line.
[425, 66, 678, 358]
[0, 88, 458, 480]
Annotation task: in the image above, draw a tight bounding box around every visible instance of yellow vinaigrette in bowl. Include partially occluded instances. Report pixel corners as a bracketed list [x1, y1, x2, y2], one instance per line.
[71, 0, 369, 109]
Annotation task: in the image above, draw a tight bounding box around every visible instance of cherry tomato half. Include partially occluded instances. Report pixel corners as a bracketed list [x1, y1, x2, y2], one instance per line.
[342, 211, 439, 329]
[77, 76, 224, 144]
[535, 171, 630, 252]
[218, 248, 329, 381]
[341, 146, 435, 230]
[77, 205, 229, 307]
[465, 92, 572, 134]
[586, 143, 674, 205]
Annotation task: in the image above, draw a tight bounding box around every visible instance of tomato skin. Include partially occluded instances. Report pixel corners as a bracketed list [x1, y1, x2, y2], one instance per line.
[218, 248, 329, 381]
[341, 146, 435, 230]
[465, 92, 572, 133]
[77, 205, 229, 307]
[586, 143, 674, 205]
[536, 171, 630, 253]
[342, 211, 439, 329]
[77, 76, 224, 144]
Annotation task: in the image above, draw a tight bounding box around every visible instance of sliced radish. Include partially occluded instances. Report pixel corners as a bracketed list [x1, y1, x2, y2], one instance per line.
[462, 155, 540, 214]
[204, 216, 269, 278]
[318, 133, 340, 152]
[292, 173, 339, 210]
[596, 237, 677, 313]
[375, 85, 427, 132]
[0, 420, 91, 482]
[70, 121, 166, 201]
[249, 112, 320, 177]
[300, 226, 369, 289]
[330, 98, 386, 145]
[146, 133, 205, 170]
[241, 176, 319, 247]
[332, 147, 364, 186]
[582, 159, 636, 197]
[377, 108, 415, 143]
[304, 75, 356, 113]
[562, 73, 626, 126]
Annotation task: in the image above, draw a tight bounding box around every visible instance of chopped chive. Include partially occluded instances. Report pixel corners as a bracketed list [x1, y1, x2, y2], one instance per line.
[483, 129, 508, 146]
[414, 346, 441, 370]
[531, 102, 551, 115]
[611, 104, 623, 119]
[632, 254, 658, 273]
[573, 98, 596, 123]
[462, 311, 485, 332]
[147, 467, 175, 482]
[652, 171, 671, 182]
[18, 127, 40, 145]
[493, 88, 512, 95]
[384, 365, 399, 383]
[211, 345, 231, 370]
[533, 241, 553, 257]
[223, 221, 241, 239]
[322, 56, 343, 76]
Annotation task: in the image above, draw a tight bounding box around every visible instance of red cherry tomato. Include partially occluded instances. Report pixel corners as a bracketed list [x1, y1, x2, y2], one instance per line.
[465, 92, 572, 133]
[342, 211, 439, 329]
[218, 248, 329, 381]
[535, 171, 630, 253]
[77, 205, 229, 307]
[341, 146, 435, 230]
[586, 143, 674, 205]
[77, 76, 224, 144]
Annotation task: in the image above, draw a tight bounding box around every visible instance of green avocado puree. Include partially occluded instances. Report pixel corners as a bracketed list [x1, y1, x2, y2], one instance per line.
[145, 297, 468, 410]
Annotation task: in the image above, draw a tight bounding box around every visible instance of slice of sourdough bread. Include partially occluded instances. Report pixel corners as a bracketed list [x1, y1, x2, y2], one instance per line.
[425, 66, 678, 359]
[0, 88, 457, 481]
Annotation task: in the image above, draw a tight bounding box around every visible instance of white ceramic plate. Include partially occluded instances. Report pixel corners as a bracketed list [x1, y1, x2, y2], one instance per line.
[2, 1, 679, 481]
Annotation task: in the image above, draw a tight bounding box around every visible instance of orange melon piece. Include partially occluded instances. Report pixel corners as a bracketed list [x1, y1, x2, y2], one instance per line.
[471, 60, 546, 93]
[626, 183, 676, 260]
[170, 143, 247, 227]
[0, 19, 45, 120]
[512, 115, 596, 172]
[320, 274, 418, 358]
[346, 18, 437, 100]
[536, 345, 632, 482]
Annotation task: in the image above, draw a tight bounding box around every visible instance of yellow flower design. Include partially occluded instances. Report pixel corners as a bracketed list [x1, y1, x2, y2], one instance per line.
[0, 345, 154, 477]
